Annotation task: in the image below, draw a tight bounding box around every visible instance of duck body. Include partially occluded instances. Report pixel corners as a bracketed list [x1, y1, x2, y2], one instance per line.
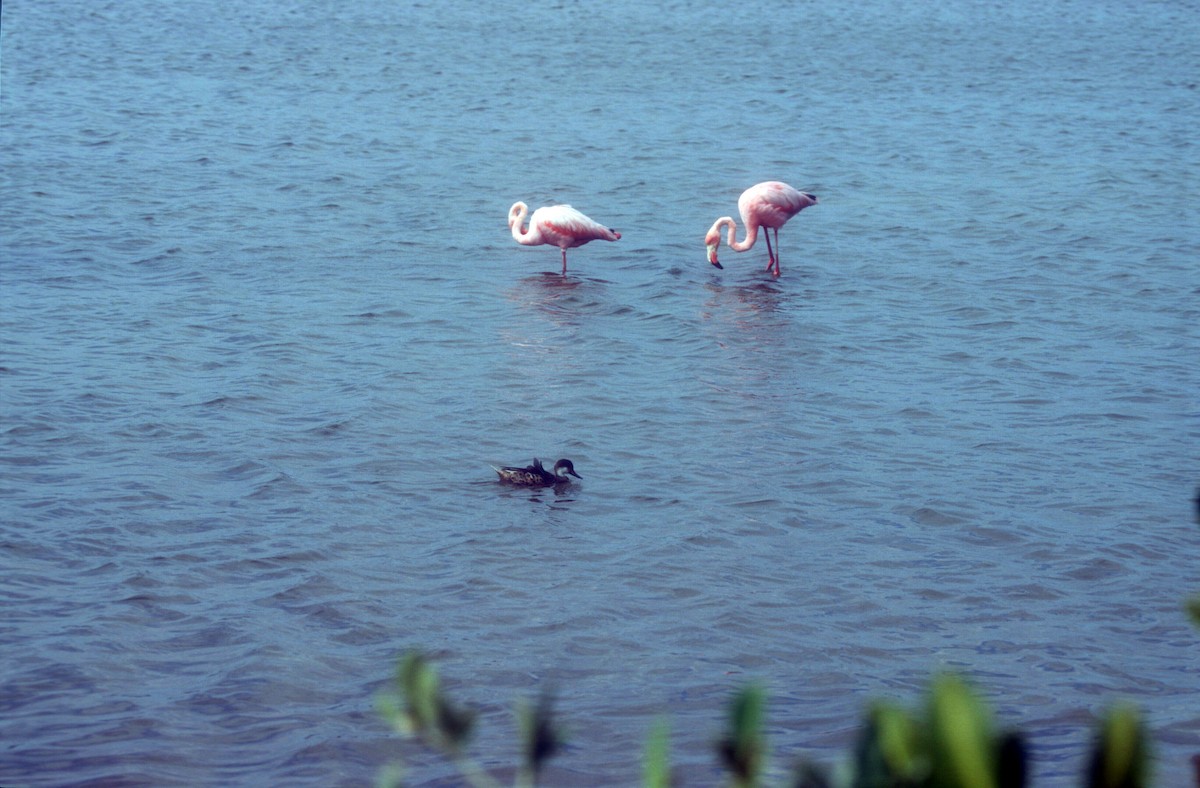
[492, 458, 582, 487]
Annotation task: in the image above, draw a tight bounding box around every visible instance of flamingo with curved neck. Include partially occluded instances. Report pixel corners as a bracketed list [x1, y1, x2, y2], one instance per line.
[508, 201, 621, 275]
[705, 181, 818, 277]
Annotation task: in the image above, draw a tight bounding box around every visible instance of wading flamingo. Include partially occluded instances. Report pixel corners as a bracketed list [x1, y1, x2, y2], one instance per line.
[705, 181, 817, 277]
[508, 201, 621, 275]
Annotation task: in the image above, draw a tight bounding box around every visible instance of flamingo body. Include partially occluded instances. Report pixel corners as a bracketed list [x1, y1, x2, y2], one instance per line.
[705, 181, 817, 277]
[508, 202, 621, 275]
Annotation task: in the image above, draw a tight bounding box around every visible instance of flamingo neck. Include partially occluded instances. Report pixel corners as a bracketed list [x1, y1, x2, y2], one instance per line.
[710, 216, 758, 252]
[509, 203, 542, 246]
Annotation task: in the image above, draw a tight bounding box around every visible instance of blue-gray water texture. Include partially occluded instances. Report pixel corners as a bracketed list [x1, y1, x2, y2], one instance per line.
[2, 1, 1198, 785]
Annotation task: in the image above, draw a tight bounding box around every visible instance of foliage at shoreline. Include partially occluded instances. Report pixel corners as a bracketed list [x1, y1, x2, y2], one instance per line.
[376, 652, 1158, 787]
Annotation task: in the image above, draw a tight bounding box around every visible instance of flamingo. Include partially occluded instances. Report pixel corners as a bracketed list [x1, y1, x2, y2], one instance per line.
[508, 201, 621, 275]
[705, 181, 818, 277]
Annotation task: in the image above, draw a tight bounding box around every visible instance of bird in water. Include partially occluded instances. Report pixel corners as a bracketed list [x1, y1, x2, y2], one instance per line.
[705, 181, 818, 277]
[492, 458, 582, 486]
[508, 201, 621, 275]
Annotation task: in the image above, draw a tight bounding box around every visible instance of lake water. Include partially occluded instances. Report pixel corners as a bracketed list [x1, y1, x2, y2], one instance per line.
[2, 0, 1198, 785]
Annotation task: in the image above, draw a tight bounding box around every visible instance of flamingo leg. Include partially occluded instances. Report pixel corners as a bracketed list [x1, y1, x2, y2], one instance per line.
[763, 228, 776, 273]
[561, 248, 568, 275]
[772, 228, 781, 276]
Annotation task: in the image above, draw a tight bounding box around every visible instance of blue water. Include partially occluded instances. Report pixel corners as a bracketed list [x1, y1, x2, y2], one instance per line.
[2, 0, 1198, 785]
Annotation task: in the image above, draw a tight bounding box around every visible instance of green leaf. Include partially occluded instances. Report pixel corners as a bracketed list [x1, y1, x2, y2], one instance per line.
[1186, 595, 1200, 629]
[643, 717, 672, 788]
[876, 702, 923, 779]
[392, 652, 475, 753]
[927, 674, 996, 788]
[1085, 704, 1149, 788]
[852, 700, 926, 786]
[375, 762, 405, 788]
[397, 652, 441, 737]
[717, 684, 767, 787]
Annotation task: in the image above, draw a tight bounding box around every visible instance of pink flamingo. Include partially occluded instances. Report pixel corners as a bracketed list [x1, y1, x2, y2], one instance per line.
[508, 201, 621, 275]
[705, 181, 818, 277]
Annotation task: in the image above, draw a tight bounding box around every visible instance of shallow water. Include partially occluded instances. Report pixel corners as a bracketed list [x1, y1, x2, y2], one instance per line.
[2, 0, 1198, 785]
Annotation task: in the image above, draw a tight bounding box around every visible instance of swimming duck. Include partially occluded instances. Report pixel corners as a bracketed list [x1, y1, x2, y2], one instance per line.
[492, 458, 582, 486]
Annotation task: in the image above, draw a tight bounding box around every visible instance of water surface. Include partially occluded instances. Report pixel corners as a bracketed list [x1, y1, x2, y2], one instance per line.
[2, 0, 1198, 784]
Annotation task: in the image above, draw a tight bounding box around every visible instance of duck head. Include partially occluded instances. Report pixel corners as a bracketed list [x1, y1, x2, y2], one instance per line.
[553, 459, 582, 479]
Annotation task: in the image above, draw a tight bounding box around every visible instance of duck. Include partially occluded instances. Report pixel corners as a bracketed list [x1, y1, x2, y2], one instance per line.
[492, 458, 582, 486]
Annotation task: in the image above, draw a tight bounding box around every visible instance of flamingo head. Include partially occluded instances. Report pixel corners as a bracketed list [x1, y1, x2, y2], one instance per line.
[704, 229, 723, 269]
[508, 201, 528, 231]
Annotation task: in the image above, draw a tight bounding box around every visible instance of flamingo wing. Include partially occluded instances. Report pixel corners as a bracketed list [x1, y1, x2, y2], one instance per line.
[741, 181, 817, 229]
[533, 205, 620, 249]
[772, 184, 817, 216]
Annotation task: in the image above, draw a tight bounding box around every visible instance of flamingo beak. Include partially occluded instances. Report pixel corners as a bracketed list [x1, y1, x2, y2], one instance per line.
[706, 242, 722, 268]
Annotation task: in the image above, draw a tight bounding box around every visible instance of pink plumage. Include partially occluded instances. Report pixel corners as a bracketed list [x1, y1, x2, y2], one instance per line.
[704, 181, 818, 277]
[508, 202, 621, 275]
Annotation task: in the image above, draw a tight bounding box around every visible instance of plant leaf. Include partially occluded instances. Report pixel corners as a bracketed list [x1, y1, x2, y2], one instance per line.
[643, 717, 672, 788]
[717, 684, 767, 787]
[927, 674, 996, 788]
[1085, 704, 1149, 788]
[1186, 595, 1200, 629]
